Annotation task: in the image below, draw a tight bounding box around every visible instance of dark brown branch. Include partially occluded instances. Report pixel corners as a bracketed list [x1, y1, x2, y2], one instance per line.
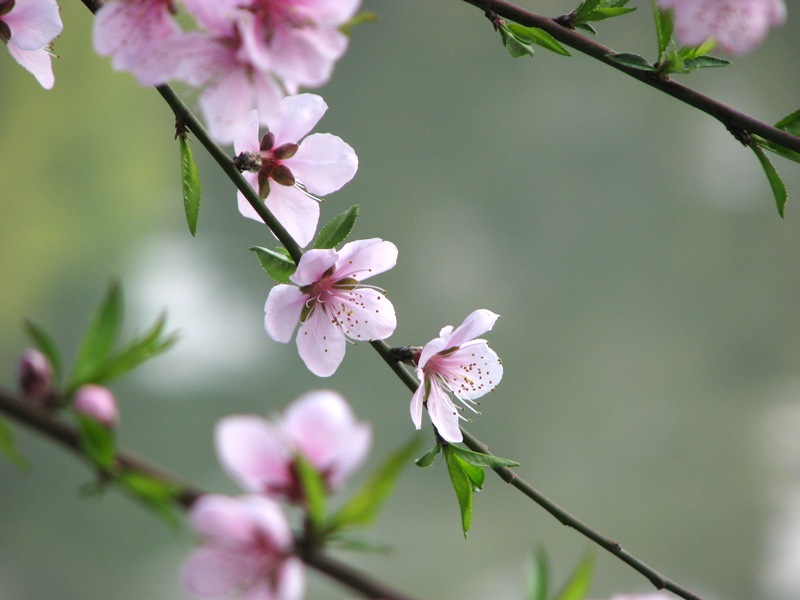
[462, 0, 800, 154]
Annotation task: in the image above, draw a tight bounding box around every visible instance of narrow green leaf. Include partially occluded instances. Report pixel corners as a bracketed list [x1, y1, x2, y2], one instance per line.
[606, 52, 655, 71]
[683, 55, 730, 70]
[340, 11, 378, 36]
[76, 414, 116, 469]
[460, 456, 485, 492]
[295, 453, 327, 531]
[116, 470, 180, 528]
[574, 22, 597, 35]
[415, 443, 441, 467]
[752, 135, 800, 164]
[69, 282, 124, 390]
[447, 445, 521, 469]
[444, 446, 474, 537]
[652, 1, 673, 59]
[505, 24, 570, 56]
[752, 144, 788, 217]
[775, 109, 800, 136]
[0, 416, 27, 469]
[97, 314, 178, 383]
[179, 134, 202, 237]
[526, 547, 549, 600]
[251, 246, 297, 283]
[500, 27, 535, 58]
[23, 319, 61, 381]
[328, 436, 420, 532]
[313, 205, 359, 249]
[553, 553, 594, 600]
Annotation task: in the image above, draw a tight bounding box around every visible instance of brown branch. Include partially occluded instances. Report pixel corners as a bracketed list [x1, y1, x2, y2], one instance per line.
[0, 386, 418, 600]
[462, 0, 800, 154]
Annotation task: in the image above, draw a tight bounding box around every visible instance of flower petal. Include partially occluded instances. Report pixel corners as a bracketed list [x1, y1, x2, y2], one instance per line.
[215, 416, 292, 495]
[269, 93, 328, 146]
[188, 494, 258, 544]
[4, 0, 62, 51]
[290, 248, 338, 286]
[330, 287, 396, 342]
[333, 238, 398, 281]
[199, 67, 255, 144]
[446, 309, 499, 348]
[265, 285, 306, 343]
[182, 546, 259, 597]
[6, 43, 54, 88]
[410, 379, 426, 429]
[296, 306, 347, 377]
[271, 27, 348, 88]
[426, 381, 462, 443]
[288, 133, 358, 195]
[264, 184, 320, 249]
[437, 341, 503, 400]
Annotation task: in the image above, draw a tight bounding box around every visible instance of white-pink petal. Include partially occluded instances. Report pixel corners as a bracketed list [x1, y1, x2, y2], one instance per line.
[264, 285, 307, 344]
[215, 416, 292, 494]
[183, 546, 259, 597]
[264, 184, 320, 248]
[7, 43, 54, 88]
[296, 307, 348, 377]
[426, 381, 462, 443]
[270, 93, 328, 147]
[189, 494, 259, 545]
[290, 248, 339, 286]
[447, 309, 500, 348]
[331, 287, 397, 342]
[4, 0, 62, 51]
[289, 133, 358, 196]
[333, 239, 399, 281]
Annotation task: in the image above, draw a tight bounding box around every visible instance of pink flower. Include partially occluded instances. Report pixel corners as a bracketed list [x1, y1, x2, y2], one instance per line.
[92, 0, 181, 86]
[182, 494, 304, 600]
[1, 0, 63, 88]
[73, 384, 119, 427]
[659, 0, 786, 55]
[410, 310, 503, 443]
[265, 238, 398, 377]
[234, 94, 358, 248]
[215, 390, 371, 501]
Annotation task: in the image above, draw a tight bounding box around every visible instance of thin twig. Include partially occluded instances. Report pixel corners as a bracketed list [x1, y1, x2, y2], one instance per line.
[462, 0, 800, 154]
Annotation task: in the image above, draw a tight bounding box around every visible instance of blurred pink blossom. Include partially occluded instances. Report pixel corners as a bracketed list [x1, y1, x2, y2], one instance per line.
[182, 494, 304, 600]
[215, 390, 371, 501]
[73, 384, 119, 427]
[265, 238, 398, 377]
[0, 0, 62, 88]
[659, 0, 786, 55]
[234, 94, 358, 248]
[411, 309, 503, 443]
[17, 348, 53, 401]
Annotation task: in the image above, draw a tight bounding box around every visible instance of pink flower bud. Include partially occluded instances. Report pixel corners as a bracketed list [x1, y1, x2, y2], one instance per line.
[17, 348, 53, 402]
[73, 384, 119, 427]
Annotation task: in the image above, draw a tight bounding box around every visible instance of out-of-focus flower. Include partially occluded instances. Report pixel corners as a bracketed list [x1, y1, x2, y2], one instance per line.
[17, 348, 53, 401]
[410, 309, 503, 443]
[265, 238, 398, 377]
[659, 0, 786, 55]
[73, 384, 119, 427]
[234, 94, 358, 248]
[182, 494, 304, 600]
[93, 0, 181, 85]
[215, 390, 371, 501]
[0, 0, 63, 88]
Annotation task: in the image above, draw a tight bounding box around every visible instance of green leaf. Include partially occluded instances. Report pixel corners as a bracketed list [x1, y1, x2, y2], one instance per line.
[504, 23, 571, 57]
[444, 446, 474, 537]
[682, 55, 730, 70]
[606, 52, 655, 71]
[553, 553, 594, 600]
[415, 443, 441, 467]
[526, 547, 548, 600]
[116, 470, 181, 528]
[447, 444, 520, 469]
[327, 436, 420, 532]
[95, 314, 177, 383]
[295, 453, 327, 532]
[179, 134, 202, 237]
[460, 456, 485, 492]
[775, 109, 800, 136]
[500, 27, 536, 58]
[340, 11, 378, 36]
[313, 205, 359, 249]
[652, 1, 673, 59]
[0, 415, 27, 469]
[574, 0, 635, 24]
[23, 319, 61, 381]
[69, 282, 124, 391]
[76, 414, 116, 469]
[752, 135, 800, 164]
[752, 144, 788, 217]
[251, 246, 297, 283]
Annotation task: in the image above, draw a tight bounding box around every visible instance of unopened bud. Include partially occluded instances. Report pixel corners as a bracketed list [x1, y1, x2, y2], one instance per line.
[17, 348, 53, 401]
[73, 384, 119, 427]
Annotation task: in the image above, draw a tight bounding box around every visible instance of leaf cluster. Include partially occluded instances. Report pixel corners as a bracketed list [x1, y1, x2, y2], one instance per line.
[497, 21, 570, 59]
[570, 0, 635, 35]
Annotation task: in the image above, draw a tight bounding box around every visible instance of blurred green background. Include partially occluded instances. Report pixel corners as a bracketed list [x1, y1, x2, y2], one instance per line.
[2, 1, 800, 599]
